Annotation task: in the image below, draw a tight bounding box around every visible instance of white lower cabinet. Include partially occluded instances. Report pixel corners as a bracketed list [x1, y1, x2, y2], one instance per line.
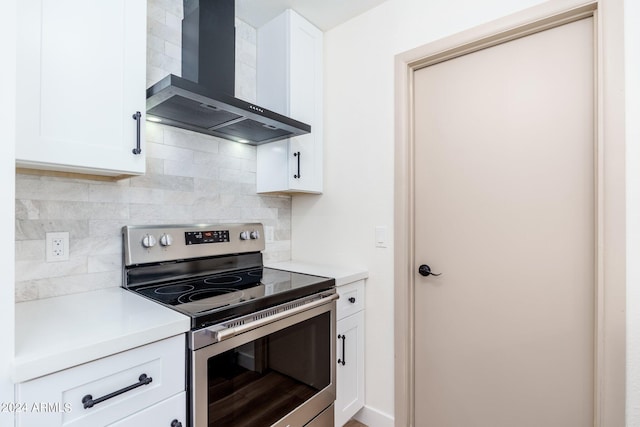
[106, 392, 185, 427]
[15, 335, 185, 427]
[335, 280, 365, 427]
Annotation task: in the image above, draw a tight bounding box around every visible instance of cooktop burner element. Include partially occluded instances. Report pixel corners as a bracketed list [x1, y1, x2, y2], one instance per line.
[155, 284, 195, 295]
[203, 276, 242, 285]
[132, 267, 261, 303]
[181, 288, 240, 303]
[122, 224, 335, 328]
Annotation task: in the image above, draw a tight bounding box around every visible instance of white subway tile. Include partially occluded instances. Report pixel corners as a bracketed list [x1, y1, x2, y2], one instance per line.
[145, 121, 165, 143]
[147, 34, 165, 54]
[147, 65, 170, 87]
[147, 3, 166, 24]
[16, 257, 87, 282]
[164, 128, 220, 153]
[218, 168, 256, 185]
[72, 236, 121, 255]
[148, 19, 181, 46]
[219, 140, 256, 160]
[163, 159, 196, 178]
[89, 220, 134, 238]
[88, 254, 121, 274]
[16, 176, 89, 202]
[15, 240, 45, 262]
[15, 281, 39, 303]
[88, 184, 130, 203]
[164, 40, 181, 60]
[146, 140, 193, 162]
[235, 18, 257, 44]
[164, 10, 182, 31]
[15, 200, 40, 220]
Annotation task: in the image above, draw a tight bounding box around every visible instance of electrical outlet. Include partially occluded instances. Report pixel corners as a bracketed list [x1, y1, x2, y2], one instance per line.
[264, 226, 275, 243]
[46, 232, 69, 262]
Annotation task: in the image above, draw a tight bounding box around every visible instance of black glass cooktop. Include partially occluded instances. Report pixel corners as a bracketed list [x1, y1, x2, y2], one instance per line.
[129, 267, 334, 329]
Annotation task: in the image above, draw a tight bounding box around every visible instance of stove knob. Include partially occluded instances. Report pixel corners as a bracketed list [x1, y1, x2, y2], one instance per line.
[250, 230, 260, 240]
[159, 234, 174, 247]
[239, 231, 250, 240]
[141, 234, 157, 248]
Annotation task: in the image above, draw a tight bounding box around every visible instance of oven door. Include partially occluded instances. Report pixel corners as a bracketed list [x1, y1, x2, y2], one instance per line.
[191, 298, 337, 427]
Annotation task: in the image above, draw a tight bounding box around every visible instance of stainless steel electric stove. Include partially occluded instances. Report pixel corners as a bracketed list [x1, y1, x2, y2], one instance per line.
[122, 223, 337, 427]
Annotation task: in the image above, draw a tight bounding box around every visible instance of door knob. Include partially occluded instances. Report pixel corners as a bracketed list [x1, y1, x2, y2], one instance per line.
[418, 264, 441, 277]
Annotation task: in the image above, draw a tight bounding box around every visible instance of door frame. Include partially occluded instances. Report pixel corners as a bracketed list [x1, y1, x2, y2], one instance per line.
[393, 1, 626, 426]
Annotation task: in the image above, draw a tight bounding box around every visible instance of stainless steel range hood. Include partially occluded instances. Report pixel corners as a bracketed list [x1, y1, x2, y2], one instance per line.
[146, 0, 310, 145]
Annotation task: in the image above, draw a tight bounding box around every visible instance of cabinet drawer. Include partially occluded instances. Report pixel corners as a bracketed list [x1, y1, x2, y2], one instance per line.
[16, 335, 185, 427]
[107, 392, 186, 427]
[337, 280, 365, 320]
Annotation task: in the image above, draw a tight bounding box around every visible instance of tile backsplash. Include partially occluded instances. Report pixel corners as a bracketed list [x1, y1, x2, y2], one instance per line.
[14, 0, 291, 302]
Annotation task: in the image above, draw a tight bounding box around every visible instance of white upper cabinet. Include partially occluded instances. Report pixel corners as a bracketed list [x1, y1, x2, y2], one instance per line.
[15, 0, 146, 177]
[256, 10, 323, 194]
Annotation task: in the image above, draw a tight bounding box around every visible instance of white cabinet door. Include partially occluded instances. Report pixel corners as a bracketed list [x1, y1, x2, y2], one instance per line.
[15, 0, 146, 177]
[256, 10, 323, 194]
[335, 310, 365, 427]
[106, 392, 186, 427]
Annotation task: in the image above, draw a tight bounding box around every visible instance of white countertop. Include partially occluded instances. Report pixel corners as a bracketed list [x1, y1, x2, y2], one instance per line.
[13, 287, 190, 383]
[266, 260, 368, 286]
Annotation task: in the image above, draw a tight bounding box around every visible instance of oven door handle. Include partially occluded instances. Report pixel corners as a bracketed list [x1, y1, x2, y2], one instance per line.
[214, 293, 339, 342]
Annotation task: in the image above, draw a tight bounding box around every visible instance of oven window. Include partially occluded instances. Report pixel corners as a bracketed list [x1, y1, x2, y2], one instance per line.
[206, 312, 331, 426]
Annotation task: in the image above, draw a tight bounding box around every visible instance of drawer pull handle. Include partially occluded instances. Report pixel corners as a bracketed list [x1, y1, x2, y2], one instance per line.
[348, 297, 356, 304]
[82, 373, 153, 409]
[171, 420, 183, 427]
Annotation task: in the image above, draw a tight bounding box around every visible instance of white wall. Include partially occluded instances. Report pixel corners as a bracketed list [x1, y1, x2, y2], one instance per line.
[291, 0, 567, 422]
[0, 0, 17, 420]
[626, 0, 640, 424]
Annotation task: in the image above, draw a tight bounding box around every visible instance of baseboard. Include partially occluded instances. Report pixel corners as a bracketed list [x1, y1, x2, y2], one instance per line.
[353, 405, 394, 427]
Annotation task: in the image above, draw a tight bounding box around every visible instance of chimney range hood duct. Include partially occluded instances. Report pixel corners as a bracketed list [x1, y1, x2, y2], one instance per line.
[146, 0, 310, 145]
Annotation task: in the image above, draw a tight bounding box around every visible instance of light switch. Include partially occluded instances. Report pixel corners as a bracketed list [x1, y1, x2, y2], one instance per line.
[375, 226, 387, 248]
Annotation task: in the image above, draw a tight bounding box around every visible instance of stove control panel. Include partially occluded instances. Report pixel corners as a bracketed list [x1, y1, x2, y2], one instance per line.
[123, 223, 265, 266]
[186, 230, 230, 245]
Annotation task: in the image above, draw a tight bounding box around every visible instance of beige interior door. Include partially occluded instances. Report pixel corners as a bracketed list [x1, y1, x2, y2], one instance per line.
[413, 17, 594, 427]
